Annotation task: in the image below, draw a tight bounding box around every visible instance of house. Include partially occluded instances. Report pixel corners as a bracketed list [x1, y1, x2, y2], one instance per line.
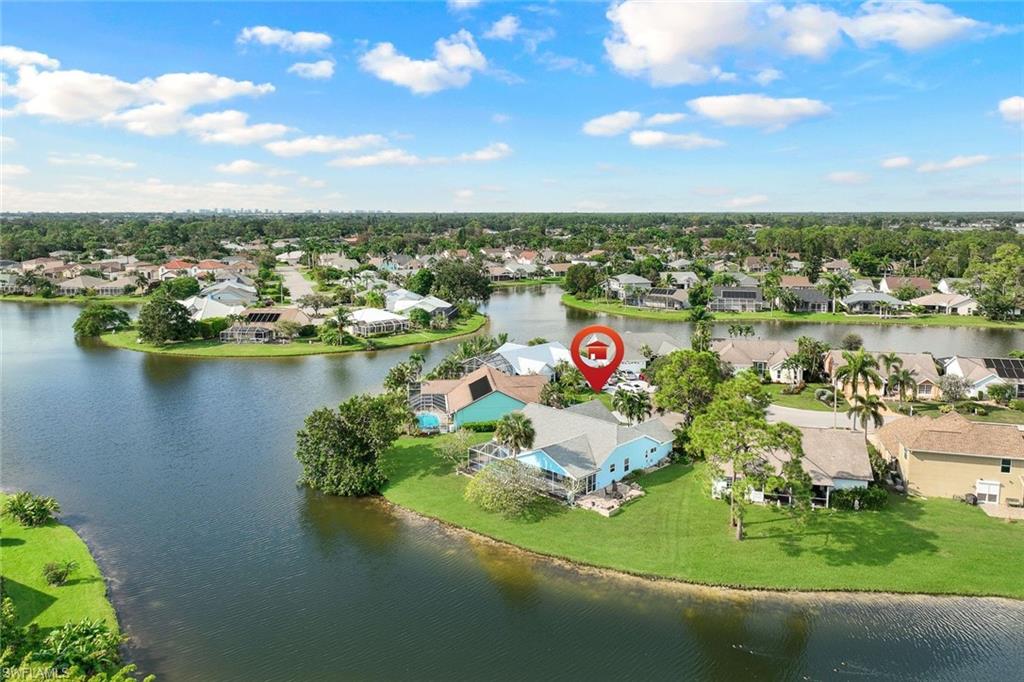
[712, 339, 803, 383]
[779, 275, 814, 289]
[220, 307, 312, 343]
[318, 253, 360, 271]
[909, 292, 978, 316]
[393, 294, 455, 319]
[20, 257, 65, 273]
[642, 287, 690, 310]
[56, 275, 109, 296]
[744, 256, 772, 273]
[663, 271, 699, 289]
[467, 341, 572, 378]
[608, 274, 652, 302]
[712, 427, 873, 508]
[193, 259, 227, 277]
[943, 356, 1024, 399]
[822, 258, 852, 274]
[345, 308, 411, 337]
[95, 276, 137, 296]
[178, 296, 246, 321]
[158, 259, 194, 280]
[709, 285, 766, 312]
[824, 350, 941, 400]
[411, 365, 547, 430]
[937, 278, 965, 295]
[872, 412, 1024, 507]
[200, 280, 259, 307]
[879, 276, 933, 297]
[619, 332, 682, 375]
[840, 292, 908, 315]
[469, 401, 674, 497]
[785, 287, 830, 313]
[851, 278, 875, 293]
[545, 262, 573, 276]
[48, 250, 75, 260]
[275, 250, 305, 265]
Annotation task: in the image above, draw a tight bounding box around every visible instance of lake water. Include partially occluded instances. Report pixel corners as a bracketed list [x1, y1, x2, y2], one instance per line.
[2, 290, 1022, 681]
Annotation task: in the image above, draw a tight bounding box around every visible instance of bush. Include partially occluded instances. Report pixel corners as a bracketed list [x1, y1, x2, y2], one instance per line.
[780, 381, 806, 395]
[460, 421, 498, 432]
[196, 317, 230, 340]
[31, 619, 124, 676]
[298, 324, 317, 338]
[43, 560, 79, 586]
[1009, 399, 1024, 413]
[814, 388, 835, 404]
[939, 404, 955, 414]
[464, 459, 539, 518]
[2, 491, 60, 526]
[829, 485, 888, 510]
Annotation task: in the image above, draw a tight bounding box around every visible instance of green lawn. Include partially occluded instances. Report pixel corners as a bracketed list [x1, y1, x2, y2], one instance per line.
[381, 435, 1024, 597]
[492, 277, 564, 288]
[1, 294, 147, 305]
[561, 293, 1023, 330]
[0, 495, 118, 632]
[765, 383, 847, 412]
[908, 401, 1024, 424]
[99, 313, 488, 357]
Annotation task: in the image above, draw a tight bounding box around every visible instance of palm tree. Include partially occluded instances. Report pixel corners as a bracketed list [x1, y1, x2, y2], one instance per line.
[817, 272, 851, 313]
[613, 389, 652, 425]
[408, 351, 425, 377]
[877, 351, 902, 396]
[832, 349, 882, 428]
[762, 269, 783, 311]
[888, 367, 918, 410]
[494, 413, 535, 457]
[847, 393, 885, 445]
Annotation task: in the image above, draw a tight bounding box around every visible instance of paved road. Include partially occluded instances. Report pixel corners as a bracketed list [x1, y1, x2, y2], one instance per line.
[278, 265, 314, 301]
[767, 403, 904, 430]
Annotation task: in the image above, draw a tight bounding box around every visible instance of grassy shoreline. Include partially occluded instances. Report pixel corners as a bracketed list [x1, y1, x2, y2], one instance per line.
[492, 277, 564, 288]
[1, 294, 147, 305]
[98, 313, 488, 358]
[561, 293, 1024, 330]
[381, 435, 1024, 598]
[0, 494, 119, 632]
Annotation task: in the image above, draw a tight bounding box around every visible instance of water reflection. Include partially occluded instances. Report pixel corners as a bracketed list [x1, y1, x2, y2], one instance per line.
[298, 487, 401, 557]
[466, 537, 540, 607]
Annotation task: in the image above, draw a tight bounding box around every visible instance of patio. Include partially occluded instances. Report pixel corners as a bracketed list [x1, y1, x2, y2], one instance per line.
[576, 481, 645, 517]
[980, 504, 1024, 521]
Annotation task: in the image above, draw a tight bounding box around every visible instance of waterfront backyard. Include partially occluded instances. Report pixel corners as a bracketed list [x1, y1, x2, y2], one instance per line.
[382, 434, 1024, 598]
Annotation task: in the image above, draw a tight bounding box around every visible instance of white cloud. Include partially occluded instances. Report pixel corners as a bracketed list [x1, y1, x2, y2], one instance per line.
[447, 0, 481, 11]
[0, 46, 60, 69]
[297, 176, 326, 188]
[485, 15, 521, 41]
[359, 30, 487, 94]
[213, 159, 268, 175]
[48, 153, 136, 170]
[687, 94, 830, 130]
[184, 110, 291, 145]
[329, 142, 512, 168]
[491, 113, 510, 124]
[288, 60, 335, 80]
[1, 164, 30, 177]
[264, 134, 387, 157]
[644, 112, 686, 126]
[454, 188, 475, 200]
[917, 155, 991, 173]
[582, 110, 642, 137]
[604, 0, 750, 85]
[725, 194, 768, 208]
[536, 52, 595, 75]
[767, 4, 844, 59]
[825, 170, 871, 185]
[998, 96, 1024, 124]
[628, 130, 724, 150]
[842, 1, 987, 51]
[0, 136, 15, 150]
[237, 26, 332, 53]
[881, 155, 913, 168]
[753, 68, 783, 86]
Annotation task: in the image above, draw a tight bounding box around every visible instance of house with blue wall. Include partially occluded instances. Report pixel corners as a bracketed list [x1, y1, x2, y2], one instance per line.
[412, 365, 547, 430]
[508, 401, 674, 494]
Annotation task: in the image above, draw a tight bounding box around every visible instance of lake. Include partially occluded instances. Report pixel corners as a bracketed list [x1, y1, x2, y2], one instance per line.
[2, 290, 1022, 681]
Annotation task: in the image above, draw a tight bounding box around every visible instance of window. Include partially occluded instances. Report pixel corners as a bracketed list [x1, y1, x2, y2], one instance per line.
[1001, 459, 1012, 474]
[624, 458, 630, 472]
[609, 463, 616, 473]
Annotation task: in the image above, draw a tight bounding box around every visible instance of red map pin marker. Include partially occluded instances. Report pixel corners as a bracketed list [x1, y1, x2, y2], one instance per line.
[570, 324, 625, 393]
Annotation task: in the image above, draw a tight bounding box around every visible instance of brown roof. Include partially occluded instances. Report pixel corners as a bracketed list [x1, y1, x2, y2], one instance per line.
[883, 276, 932, 292]
[875, 412, 1024, 460]
[420, 365, 546, 413]
[723, 427, 872, 486]
[240, 307, 312, 329]
[780, 275, 813, 288]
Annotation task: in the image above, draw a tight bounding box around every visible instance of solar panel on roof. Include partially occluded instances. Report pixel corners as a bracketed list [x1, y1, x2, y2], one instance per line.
[247, 312, 281, 323]
[984, 358, 1024, 379]
[467, 376, 493, 401]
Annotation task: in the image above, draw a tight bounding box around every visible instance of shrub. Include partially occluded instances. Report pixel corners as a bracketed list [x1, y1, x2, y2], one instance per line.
[973, 406, 988, 416]
[43, 560, 79, 586]
[460, 421, 498, 432]
[939, 404, 955, 414]
[464, 459, 539, 518]
[986, 383, 1014, 405]
[1009, 399, 1024, 413]
[830, 485, 888, 510]
[780, 381, 806, 395]
[297, 324, 317, 338]
[2, 491, 60, 526]
[195, 317, 230, 340]
[31, 619, 124, 676]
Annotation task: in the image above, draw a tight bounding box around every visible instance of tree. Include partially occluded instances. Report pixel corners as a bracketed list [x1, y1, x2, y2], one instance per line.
[275, 320, 302, 340]
[563, 263, 598, 297]
[494, 412, 535, 457]
[432, 259, 492, 303]
[464, 458, 539, 518]
[408, 307, 432, 329]
[847, 393, 885, 444]
[878, 351, 903, 379]
[965, 243, 1024, 320]
[888, 367, 918, 409]
[690, 318, 712, 352]
[296, 293, 334, 316]
[364, 290, 385, 309]
[817, 272, 851, 313]
[938, 374, 970, 405]
[833, 349, 882, 427]
[652, 350, 722, 427]
[762, 269, 783, 311]
[137, 293, 195, 345]
[613, 388, 651, 425]
[406, 268, 435, 296]
[72, 302, 131, 337]
[160, 276, 200, 299]
[3, 491, 61, 526]
[294, 393, 409, 496]
[318, 325, 349, 346]
[794, 336, 829, 381]
[527, 337, 548, 346]
[688, 373, 804, 540]
[840, 332, 863, 350]
[32, 619, 125, 676]
[688, 282, 712, 308]
[383, 360, 420, 392]
[727, 324, 754, 338]
[437, 428, 474, 470]
[539, 381, 570, 408]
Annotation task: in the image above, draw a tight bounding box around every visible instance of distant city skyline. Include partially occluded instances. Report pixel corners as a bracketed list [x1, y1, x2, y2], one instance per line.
[1, 1, 1021, 212]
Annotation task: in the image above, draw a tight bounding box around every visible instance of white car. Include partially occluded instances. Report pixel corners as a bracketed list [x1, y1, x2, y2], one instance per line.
[615, 380, 654, 394]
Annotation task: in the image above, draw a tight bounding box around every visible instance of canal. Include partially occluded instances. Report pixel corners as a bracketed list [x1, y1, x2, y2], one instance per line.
[2, 289, 1022, 680]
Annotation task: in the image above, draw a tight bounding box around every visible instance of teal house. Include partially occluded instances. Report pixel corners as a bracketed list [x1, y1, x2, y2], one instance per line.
[412, 365, 547, 431]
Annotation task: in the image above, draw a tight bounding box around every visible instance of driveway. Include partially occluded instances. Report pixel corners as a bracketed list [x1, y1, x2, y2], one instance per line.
[766, 404, 904, 430]
[278, 265, 314, 301]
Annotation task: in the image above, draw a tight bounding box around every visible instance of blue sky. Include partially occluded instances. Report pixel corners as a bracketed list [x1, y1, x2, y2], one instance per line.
[1, 1, 1021, 212]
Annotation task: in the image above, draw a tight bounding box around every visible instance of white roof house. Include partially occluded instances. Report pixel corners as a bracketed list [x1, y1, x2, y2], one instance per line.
[909, 292, 978, 316]
[344, 307, 411, 336]
[393, 295, 453, 317]
[486, 341, 573, 377]
[944, 356, 1024, 399]
[200, 280, 259, 306]
[178, 296, 246, 321]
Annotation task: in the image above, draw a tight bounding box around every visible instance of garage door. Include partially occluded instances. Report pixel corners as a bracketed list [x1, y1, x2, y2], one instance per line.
[975, 480, 1000, 505]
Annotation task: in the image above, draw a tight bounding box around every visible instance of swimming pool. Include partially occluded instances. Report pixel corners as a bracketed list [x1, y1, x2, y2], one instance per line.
[416, 412, 442, 430]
